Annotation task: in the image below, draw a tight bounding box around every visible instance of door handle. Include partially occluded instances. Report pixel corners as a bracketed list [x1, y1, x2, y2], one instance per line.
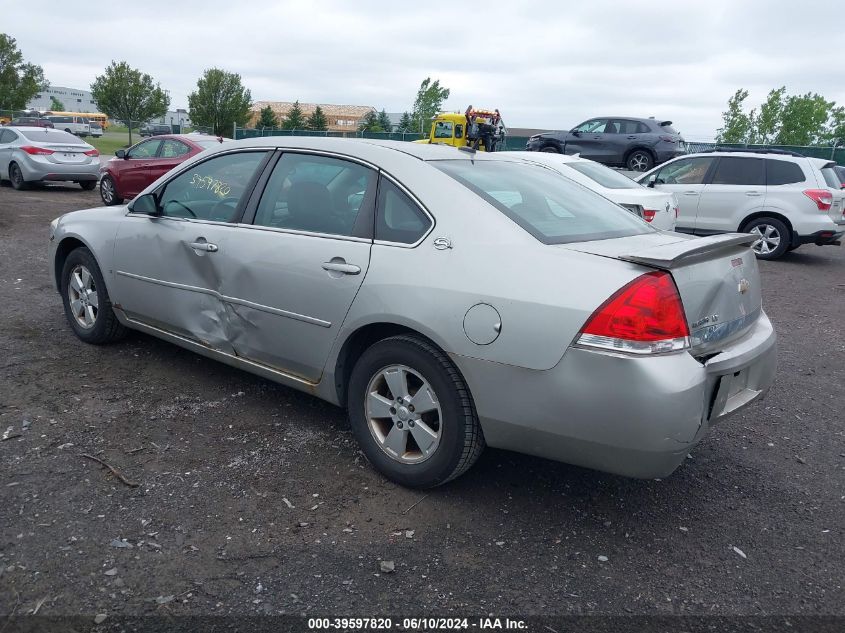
[745, 191, 762, 197]
[322, 261, 360, 275]
[189, 241, 218, 252]
[627, 135, 637, 139]
[683, 191, 700, 196]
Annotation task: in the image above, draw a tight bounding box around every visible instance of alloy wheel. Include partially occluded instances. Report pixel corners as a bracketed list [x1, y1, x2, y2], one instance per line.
[628, 152, 649, 171]
[365, 364, 442, 464]
[67, 264, 99, 329]
[750, 224, 780, 255]
[100, 178, 114, 204]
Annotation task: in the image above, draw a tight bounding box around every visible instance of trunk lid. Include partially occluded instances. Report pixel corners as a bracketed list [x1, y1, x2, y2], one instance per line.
[563, 233, 762, 354]
[43, 143, 91, 164]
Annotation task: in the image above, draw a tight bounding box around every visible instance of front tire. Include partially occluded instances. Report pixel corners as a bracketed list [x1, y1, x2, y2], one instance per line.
[9, 162, 28, 190]
[626, 150, 654, 172]
[347, 335, 485, 488]
[60, 247, 125, 344]
[99, 175, 123, 205]
[744, 217, 789, 260]
[80, 180, 97, 191]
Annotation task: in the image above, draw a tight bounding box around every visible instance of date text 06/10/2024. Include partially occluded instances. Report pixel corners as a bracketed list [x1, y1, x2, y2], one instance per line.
[306, 617, 527, 630]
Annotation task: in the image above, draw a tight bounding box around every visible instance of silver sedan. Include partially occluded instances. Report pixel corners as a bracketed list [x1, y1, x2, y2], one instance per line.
[1, 126, 100, 190]
[48, 137, 777, 488]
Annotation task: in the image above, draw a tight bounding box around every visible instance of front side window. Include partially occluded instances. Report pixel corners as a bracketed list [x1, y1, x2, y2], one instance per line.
[433, 159, 651, 245]
[711, 157, 764, 186]
[434, 121, 454, 138]
[574, 119, 608, 133]
[159, 140, 191, 158]
[157, 151, 268, 221]
[654, 157, 715, 185]
[128, 140, 161, 159]
[375, 179, 432, 244]
[253, 152, 376, 237]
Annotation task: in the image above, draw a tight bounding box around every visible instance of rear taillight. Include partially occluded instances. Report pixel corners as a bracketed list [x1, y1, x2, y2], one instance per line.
[84, 149, 99, 157]
[674, 206, 679, 218]
[659, 135, 676, 143]
[577, 271, 690, 355]
[20, 146, 54, 155]
[803, 189, 833, 211]
[642, 209, 657, 222]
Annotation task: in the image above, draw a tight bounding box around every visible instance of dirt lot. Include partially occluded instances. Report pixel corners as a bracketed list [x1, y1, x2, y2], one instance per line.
[1, 184, 844, 622]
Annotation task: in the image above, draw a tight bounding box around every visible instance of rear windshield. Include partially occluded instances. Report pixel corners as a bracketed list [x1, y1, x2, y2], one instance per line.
[564, 161, 638, 189]
[432, 159, 652, 244]
[820, 167, 841, 188]
[659, 122, 678, 134]
[20, 129, 81, 144]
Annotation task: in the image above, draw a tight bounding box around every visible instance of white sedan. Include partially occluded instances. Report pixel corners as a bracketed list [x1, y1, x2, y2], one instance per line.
[505, 151, 678, 230]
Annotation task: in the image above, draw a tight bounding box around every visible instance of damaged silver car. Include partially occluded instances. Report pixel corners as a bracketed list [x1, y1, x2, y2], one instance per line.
[49, 138, 777, 487]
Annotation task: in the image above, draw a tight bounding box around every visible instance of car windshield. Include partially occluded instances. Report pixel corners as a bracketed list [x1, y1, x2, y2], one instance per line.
[659, 123, 678, 134]
[433, 159, 653, 244]
[20, 129, 81, 144]
[564, 161, 638, 189]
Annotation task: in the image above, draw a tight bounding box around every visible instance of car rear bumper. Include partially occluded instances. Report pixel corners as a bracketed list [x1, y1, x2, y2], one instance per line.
[17, 154, 100, 182]
[654, 148, 685, 164]
[453, 311, 777, 479]
[793, 228, 845, 246]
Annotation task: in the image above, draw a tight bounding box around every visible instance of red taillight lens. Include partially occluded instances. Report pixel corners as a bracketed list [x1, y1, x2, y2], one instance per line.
[578, 271, 689, 354]
[642, 209, 657, 222]
[674, 206, 679, 218]
[803, 189, 833, 211]
[20, 145, 54, 155]
[84, 149, 99, 157]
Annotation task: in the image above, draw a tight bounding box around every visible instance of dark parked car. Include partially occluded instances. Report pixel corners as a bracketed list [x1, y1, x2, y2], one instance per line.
[140, 123, 173, 137]
[525, 117, 685, 172]
[8, 117, 55, 129]
[99, 134, 226, 205]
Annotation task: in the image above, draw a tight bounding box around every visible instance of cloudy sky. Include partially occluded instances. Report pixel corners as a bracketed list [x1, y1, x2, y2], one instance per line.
[6, 0, 843, 138]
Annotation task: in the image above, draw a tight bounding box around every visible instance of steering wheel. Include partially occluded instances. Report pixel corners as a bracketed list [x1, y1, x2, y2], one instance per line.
[168, 199, 196, 218]
[211, 197, 240, 220]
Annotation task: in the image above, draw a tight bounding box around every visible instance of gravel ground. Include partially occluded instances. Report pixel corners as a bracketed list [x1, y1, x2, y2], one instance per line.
[1, 184, 843, 621]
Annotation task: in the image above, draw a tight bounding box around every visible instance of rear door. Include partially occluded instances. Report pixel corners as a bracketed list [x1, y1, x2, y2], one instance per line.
[648, 156, 716, 230]
[695, 157, 765, 233]
[120, 139, 162, 197]
[220, 151, 377, 381]
[610, 119, 647, 164]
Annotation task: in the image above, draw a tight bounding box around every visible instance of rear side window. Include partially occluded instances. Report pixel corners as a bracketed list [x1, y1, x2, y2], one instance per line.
[613, 120, 646, 134]
[433, 159, 651, 245]
[0, 129, 18, 143]
[765, 159, 805, 186]
[820, 167, 841, 188]
[375, 179, 432, 244]
[711, 157, 764, 186]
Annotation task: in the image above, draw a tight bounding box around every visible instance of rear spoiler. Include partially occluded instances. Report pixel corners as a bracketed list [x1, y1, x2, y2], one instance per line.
[619, 234, 755, 269]
[659, 120, 673, 127]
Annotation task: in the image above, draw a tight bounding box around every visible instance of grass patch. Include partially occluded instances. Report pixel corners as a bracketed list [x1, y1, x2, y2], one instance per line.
[87, 132, 134, 156]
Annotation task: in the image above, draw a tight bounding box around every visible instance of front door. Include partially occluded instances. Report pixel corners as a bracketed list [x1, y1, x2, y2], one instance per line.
[648, 156, 717, 231]
[110, 150, 271, 350]
[566, 118, 611, 162]
[119, 139, 162, 197]
[220, 151, 377, 382]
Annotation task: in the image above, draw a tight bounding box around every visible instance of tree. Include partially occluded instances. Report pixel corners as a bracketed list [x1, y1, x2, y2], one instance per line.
[396, 111, 413, 133]
[777, 92, 834, 145]
[49, 96, 65, 111]
[282, 100, 306, 130]
[755, 87, 786, 144]
[91, 61, 169, 145]
[188, 68, 252, 137]
[377, 109, 393, 133]
[306, 105, 328, 131]
[358, 110, 382, 132]
[715, 89, 751, 144]
[255, 105, 278, 129]
[0, 34, 48, 111]
[411, 77, 450, 134]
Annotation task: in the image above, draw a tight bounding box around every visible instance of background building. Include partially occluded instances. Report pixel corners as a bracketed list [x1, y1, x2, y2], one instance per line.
[27, 85, 98, 112]
[250, 101, 375, 132]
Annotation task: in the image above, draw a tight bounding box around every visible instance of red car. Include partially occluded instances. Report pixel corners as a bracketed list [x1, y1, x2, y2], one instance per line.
[9, 117, 55, 128]
[99, 134, 225, 205]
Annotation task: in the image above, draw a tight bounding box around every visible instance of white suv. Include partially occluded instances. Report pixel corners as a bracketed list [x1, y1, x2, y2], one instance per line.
[636, 149, 845, 259]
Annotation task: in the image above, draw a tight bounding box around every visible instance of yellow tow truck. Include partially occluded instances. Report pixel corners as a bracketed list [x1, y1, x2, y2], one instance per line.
[414, 108, 505, 151]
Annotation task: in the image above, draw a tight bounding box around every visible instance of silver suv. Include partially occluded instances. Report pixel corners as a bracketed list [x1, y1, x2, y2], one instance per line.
[637, 149, 845, 259]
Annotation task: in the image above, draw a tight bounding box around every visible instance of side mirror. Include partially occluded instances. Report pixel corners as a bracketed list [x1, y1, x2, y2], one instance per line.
[115, 149, 126, 159]
[129, 192, 160, 215]
[646, 174, 658, 188]
[571, 130, 581, 137]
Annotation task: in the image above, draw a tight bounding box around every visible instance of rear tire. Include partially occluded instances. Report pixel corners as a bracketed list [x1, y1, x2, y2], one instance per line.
[60, 247, 126, 344]
[626, 150, 654, 172]
[9, 162, 28, 190]
[99, 175, 123, 205]
[347, 335, 485, 488]
[80, 181, 97, 191]
[540, 145, 560, 153]
[744, 217, 789, 260]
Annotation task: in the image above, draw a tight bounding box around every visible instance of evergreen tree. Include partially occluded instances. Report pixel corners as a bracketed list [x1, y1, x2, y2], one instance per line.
[306, 105, 328, 131]
[282, 100, 307, 130]
[358, 110, 381, 132]
[377, 109, 393, 133]
[256, 105, 279, 129]
[396, 111, 413, 133]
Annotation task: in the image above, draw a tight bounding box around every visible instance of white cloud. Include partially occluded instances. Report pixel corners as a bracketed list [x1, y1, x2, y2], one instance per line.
[5, 0, 844, 138]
